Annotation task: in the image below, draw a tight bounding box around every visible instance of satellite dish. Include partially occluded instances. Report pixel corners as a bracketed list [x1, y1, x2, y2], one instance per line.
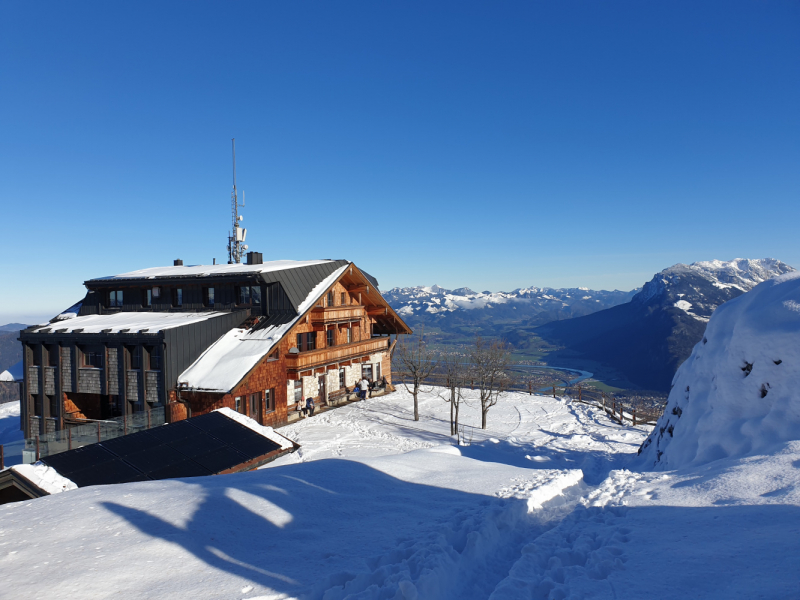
[242, 244, 249, 250]
[238, 215, 243, 221]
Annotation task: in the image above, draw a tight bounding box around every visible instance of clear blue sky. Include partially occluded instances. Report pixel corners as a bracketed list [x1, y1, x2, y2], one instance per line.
[1, 1, 798, 323]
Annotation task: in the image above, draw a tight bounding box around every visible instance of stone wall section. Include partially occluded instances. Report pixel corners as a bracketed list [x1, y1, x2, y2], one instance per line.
[44, 367, 56, 396]
[61, 347, 72, 392]
[28, 367, 39, 394]
[78, 369, 101, 394]
[145, 371, 160, 404]
[127, 370, 140, 401]
[107, 347, 119, 395]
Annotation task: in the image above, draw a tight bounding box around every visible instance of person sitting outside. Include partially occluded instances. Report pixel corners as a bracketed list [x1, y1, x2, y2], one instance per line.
[296, 399, 307, 418]
[306, 396, 316, 417]
[359, 376, 370, 400]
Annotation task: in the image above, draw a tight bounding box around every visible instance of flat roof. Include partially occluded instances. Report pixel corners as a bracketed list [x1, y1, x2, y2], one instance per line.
[28, 311, 230, 334]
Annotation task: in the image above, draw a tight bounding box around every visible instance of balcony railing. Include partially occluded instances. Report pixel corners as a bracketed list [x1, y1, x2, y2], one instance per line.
[285, 337, 390, 372]
[310, 305, 366, 326]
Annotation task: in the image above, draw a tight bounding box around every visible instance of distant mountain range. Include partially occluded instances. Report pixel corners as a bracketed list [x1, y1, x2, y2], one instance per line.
[536, 258, 795, 392]
[383, 285, 637, 338]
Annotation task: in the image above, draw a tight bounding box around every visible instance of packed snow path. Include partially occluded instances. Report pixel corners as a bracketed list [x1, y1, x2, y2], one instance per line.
[1, 389, 799, 599]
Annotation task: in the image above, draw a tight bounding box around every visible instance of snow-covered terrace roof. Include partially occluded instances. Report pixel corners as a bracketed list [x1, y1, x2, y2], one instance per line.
[27, 311, 230, 335]
[88, 259, 337, 282]
[179, 264, 350, 392]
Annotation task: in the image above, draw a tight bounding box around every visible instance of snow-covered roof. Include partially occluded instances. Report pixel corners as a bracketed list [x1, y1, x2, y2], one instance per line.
[89, 259, 336, 282]
[0, 360, 23, 382]
[28, 311, 230, 334]
[179, 264, 349, 392]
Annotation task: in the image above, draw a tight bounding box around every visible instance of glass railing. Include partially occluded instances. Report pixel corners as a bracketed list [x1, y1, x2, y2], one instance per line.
[22, 406, 166, 463]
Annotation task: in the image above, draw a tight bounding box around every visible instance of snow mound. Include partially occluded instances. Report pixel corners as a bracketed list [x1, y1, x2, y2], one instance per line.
[639, 271, 800, 469]
[11, 463, 77, 495]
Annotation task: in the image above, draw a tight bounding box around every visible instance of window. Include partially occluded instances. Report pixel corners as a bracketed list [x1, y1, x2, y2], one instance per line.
[249, 392, 261, 422]
[129, 346, 142, 370]
[31, 345, 41, 366]
[294, 380, 303, 404]
[375, 362, 381, 381]
[341, 292, 346, 305]
[339, 368, 345, 389]
[203, 287, 215, 307]
[83, 348, 102, 368]
[237, 285, 261, 305]
[235, 396, 244, 413]
[152, 287, 161, 299]
[148, 346, 162, 371]
[107, 290, 123, 308]
[265, 388, 275, 413]
[362, 364, 373, 380]
[327, 329, 334, 348]
[142, 288, 152, 308]
[327, 291, 334, 306]
[267, 348, 279, 362]
[346, 327, 352, 344]
[296, 332, 316, 351]
[172, 288, 183, 307]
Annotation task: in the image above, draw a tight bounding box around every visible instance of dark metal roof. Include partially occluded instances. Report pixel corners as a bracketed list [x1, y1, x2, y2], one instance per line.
[259, 260, 350, 311]
[40, 412, 288, 487]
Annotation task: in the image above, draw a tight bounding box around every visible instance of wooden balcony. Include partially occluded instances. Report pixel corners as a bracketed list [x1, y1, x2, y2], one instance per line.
[310, 305, 366, 327]
[285, 337, 390, 374]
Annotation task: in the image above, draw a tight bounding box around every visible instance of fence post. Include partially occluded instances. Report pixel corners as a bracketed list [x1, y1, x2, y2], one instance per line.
[633, 409, 636, 427]
[68, 427, 72, 450]
[552, 386, 556, 398]
[147, 410, 151, 430]
[35, 435, 40, 461]
[528, 381, 532, 395]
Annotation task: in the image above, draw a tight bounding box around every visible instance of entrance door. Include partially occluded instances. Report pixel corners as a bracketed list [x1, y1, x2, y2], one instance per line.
[318, 376, 327, 406]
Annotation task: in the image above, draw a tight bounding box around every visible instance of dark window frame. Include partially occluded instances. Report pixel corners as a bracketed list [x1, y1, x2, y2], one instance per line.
[172, 288, 183, 307]
[327, 329, 334, 348]
[107, 289, 123, 308]
[203, 287, 215, 307]
[82, 347, 102, 369]
[265, 388, 275, 413]
[327, 291, 334, 306]
[306, 332, 316, 351]
[142, 288, 152, 308]
[249, 392, 261, 422]
[148, 345, 162, 371]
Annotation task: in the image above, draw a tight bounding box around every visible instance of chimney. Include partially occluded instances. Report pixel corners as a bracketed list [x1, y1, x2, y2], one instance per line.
[246, 252, 263, 265]
[174, 259, 184, 266]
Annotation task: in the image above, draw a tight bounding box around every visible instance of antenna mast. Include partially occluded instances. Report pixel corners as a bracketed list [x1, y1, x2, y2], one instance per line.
[227, 138, 247, 263]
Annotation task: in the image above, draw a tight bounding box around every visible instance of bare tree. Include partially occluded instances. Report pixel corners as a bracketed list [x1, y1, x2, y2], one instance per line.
[395, 329, 438, 421]
[470, 337, 513, 429]
[438, 351, 468, 436]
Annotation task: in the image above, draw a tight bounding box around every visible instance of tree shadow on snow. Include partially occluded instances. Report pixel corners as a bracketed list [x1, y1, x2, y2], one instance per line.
[101, 459, 531, 599]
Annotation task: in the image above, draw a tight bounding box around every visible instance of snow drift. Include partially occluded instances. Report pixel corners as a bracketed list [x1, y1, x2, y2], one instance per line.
[639, 271, 800, 469]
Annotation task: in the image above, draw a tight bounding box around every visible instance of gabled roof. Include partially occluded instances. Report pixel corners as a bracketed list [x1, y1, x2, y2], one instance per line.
[179, 264, 350, 392]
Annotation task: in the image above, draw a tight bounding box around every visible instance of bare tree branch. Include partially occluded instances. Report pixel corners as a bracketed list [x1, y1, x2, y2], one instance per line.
[395, 328, 438, 421]
[469, 336, 513, 429]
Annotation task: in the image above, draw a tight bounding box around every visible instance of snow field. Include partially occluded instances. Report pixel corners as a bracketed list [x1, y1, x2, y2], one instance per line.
[2, 385, 799, 598]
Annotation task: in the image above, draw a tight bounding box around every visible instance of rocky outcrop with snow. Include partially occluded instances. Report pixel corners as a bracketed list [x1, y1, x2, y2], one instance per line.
[639, 271, 800, 469]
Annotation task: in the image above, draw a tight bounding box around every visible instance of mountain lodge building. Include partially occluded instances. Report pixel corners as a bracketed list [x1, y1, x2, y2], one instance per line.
[18, 256, 411, 440]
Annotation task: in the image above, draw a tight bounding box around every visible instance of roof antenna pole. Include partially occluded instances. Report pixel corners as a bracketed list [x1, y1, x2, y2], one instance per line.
[227, 138, 247, 264]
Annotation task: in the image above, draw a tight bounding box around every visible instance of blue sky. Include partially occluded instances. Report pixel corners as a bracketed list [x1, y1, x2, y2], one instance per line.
[1, 1, 798, 323]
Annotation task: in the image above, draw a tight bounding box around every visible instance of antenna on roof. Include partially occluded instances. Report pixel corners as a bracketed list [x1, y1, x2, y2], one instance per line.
[227, 138, 247, 264]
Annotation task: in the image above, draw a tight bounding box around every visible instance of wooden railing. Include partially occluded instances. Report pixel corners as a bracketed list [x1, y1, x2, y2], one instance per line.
[310, 305, 366, 326]
[285, 337, 390, 372]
